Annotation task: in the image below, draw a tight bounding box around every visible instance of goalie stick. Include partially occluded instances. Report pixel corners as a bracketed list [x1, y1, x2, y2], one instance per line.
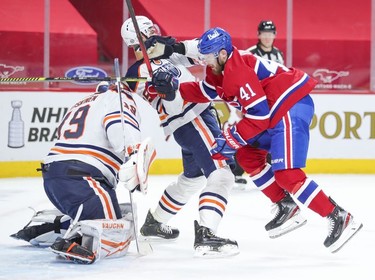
[0, 76, 148, 83]
[62, 204, 83, 239]
[113, 58, 153, 256]
[125, 0, 154, 77]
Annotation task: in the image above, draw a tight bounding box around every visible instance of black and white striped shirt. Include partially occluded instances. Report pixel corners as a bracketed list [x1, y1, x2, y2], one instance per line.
[246, 43, 285, 65]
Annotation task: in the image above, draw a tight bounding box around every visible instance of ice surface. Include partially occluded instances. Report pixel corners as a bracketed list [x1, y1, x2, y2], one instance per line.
[0, 174, 373, 280]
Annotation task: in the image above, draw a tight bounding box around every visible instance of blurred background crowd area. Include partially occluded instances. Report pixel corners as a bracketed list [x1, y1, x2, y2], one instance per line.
[0, 0, 373, 92]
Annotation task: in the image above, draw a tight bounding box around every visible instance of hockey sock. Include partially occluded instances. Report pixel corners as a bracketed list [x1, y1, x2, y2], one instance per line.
[274, 169, 335, 217]
[250, 164, 286, 203]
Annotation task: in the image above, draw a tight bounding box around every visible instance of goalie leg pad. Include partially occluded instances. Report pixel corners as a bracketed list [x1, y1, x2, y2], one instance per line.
[11, 208, 71, 246]
[51, 217, 135, 264]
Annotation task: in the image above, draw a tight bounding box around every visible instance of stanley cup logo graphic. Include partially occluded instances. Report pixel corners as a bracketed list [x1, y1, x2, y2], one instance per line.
[8, 100, 25, 148]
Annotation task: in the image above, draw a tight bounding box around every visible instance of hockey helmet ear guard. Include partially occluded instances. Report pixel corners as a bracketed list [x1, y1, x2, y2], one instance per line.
[121, 15, 159, 47]
[198, 27, 233, 56]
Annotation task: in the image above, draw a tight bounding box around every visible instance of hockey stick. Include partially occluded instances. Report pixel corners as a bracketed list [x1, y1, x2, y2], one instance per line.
[113, 58, 153, 256]
[0, 76, 148, 83]
[62, 204, 83, 239]
[125, 0, 153, 77]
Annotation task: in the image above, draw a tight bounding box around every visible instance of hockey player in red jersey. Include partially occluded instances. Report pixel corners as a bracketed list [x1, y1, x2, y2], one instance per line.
[150, 27, 363, 253]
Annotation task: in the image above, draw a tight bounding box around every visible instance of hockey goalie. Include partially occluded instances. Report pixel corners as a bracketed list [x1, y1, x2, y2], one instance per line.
[11, 82, 156, 264]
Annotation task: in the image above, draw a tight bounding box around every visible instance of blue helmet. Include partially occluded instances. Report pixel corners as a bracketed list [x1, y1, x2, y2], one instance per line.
[198, 27, 233, 56]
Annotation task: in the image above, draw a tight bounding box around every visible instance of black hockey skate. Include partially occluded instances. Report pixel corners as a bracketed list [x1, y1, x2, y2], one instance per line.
[50, 238, 96, 264]
[324, 200, 363, 253]
[194, 220, 239, 258]
[265, 193, 307, 238]
[140, 210, 179, 240]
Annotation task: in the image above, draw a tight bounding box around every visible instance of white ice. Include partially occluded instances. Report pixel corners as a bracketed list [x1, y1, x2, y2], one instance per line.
[0, 174, 373, 280]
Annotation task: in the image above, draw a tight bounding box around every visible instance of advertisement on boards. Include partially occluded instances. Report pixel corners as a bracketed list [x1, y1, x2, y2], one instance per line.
[0, 91, 375, 163]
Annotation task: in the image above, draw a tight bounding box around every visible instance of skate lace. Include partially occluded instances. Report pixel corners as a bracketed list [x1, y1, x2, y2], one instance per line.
[326, 216, 335, 237]
[206, 228, 217, 238]
[159, 223, 173, 234]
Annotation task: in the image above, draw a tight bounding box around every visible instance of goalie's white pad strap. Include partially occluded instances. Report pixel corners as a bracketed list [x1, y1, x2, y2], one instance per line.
[27, 208, 71, 246]
[30, 230, 67, 247]
[31, 208, 70, 224]
[137, 137, 157, 194]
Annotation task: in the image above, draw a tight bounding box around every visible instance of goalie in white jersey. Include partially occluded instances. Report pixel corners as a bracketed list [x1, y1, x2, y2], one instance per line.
[121, 16, 238, 257]
[11, 82, 156, 264]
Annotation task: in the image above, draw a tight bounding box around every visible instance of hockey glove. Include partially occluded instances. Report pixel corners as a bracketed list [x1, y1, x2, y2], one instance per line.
[151, 69, 179, 101]
[117, 138, 157, 194]
[210, 126, 247, 160]
[145, 35, 176, 59]
[117, 153, 140, 193]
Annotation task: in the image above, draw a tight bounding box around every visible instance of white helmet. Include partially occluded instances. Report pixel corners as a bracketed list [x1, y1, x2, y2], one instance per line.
[121, 16, 157, 46]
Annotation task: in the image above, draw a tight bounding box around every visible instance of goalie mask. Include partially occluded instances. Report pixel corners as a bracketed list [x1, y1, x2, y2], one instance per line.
[121, 16, 160, 47]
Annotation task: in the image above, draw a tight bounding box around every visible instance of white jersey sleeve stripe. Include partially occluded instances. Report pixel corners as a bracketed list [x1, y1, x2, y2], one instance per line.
[103, 112, 140, 131]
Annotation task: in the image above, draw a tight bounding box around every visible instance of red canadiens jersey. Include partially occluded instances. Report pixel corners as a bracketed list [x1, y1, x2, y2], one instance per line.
[179, 47, 317, 140]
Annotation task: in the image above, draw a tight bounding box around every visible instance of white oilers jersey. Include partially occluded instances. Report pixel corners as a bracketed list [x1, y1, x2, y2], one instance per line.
[126, 54, 210, 136]
[44, 89, 141, 186]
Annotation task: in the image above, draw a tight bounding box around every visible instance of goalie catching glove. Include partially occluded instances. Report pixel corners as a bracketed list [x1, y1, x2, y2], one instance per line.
[117, 137, 157, 194]
[211, 126, 247, 160]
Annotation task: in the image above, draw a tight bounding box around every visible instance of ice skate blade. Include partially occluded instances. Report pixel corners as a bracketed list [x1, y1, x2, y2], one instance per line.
[50, 248, 96, 264]
[268, 215, 307, 239]
[194, 244, 240, 258]
[328, 220, 363, 253]
[138, 234, 178, 243]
